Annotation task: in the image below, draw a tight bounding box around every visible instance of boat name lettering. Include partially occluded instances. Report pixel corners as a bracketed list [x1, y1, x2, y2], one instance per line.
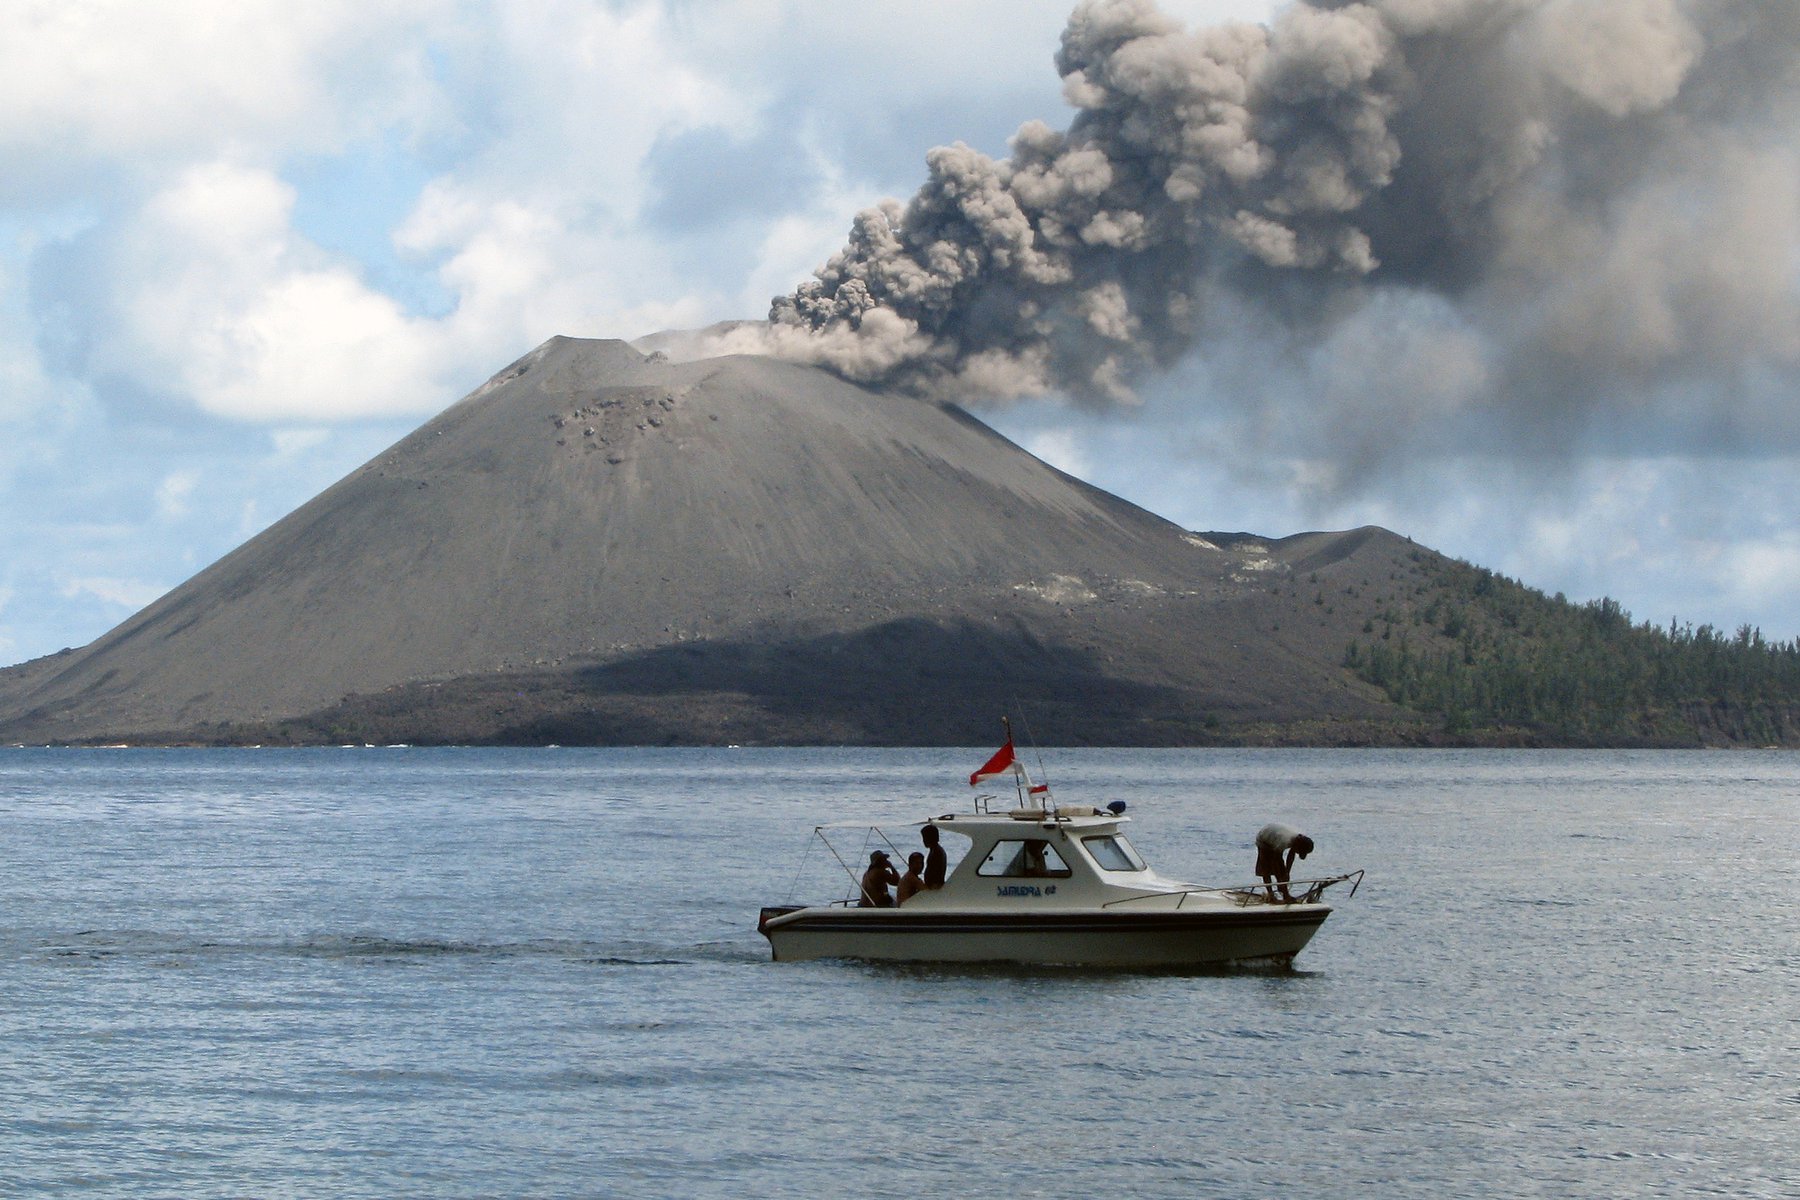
[995, 885, 1056, 897]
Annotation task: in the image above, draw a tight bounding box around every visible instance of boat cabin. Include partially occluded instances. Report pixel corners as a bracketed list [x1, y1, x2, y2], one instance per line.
[822, 805, 1195, 911]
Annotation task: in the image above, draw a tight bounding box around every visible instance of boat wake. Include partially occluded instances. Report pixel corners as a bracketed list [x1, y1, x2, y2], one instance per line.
[17, 929, 758, 968]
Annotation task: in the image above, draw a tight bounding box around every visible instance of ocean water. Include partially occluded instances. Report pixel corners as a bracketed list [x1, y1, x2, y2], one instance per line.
[0, 747, 1794, 1198]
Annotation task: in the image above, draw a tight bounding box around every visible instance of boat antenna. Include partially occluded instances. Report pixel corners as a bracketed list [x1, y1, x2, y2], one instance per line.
[1002, 716, 1027, 808]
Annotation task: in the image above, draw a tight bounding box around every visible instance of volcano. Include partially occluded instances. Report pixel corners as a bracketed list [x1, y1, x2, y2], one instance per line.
[0, 337, 1426, 744]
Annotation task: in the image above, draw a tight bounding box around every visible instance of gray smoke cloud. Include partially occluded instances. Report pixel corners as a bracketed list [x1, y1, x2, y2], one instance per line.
[727, 0, 1800, 484]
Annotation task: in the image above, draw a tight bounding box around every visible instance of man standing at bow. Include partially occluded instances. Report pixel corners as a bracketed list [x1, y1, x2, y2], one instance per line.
[1255, 823, 1315, 904]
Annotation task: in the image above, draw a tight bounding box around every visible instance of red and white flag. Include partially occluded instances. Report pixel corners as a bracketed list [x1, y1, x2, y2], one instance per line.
[969, 738, 1021, 786]
[969, 738, 1049, 793]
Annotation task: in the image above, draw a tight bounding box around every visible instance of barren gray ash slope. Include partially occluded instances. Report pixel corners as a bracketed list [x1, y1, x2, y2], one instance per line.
[0, 337, 1430, 745]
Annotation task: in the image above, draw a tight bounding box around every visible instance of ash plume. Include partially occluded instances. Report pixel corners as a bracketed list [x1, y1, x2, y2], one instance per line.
[737, 0, 1800, 477]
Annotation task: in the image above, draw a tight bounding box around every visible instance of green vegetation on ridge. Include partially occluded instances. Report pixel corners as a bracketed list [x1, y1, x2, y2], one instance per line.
[1342, 554, 1800, 745]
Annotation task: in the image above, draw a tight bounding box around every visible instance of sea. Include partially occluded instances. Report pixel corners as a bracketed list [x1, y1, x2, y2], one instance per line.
[0, 747, 1794, 1198]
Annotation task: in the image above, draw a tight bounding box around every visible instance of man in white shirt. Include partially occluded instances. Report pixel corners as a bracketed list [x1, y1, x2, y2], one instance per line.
[1255, 823, 1315, 903]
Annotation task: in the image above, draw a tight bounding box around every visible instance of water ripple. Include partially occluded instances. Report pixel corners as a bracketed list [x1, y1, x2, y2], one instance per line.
[2, 747, 1796, 1199]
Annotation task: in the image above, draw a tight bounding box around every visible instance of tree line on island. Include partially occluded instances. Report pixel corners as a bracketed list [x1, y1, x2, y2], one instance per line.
[1341, 554, 1800, 746]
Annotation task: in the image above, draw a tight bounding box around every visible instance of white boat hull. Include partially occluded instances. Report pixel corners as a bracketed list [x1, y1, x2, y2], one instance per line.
[758, 904, 1331, 967]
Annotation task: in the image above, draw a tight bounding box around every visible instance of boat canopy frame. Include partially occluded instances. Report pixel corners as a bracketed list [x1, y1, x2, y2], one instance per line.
[792, 814, 1042, 906]
[785, 821, 934, 907]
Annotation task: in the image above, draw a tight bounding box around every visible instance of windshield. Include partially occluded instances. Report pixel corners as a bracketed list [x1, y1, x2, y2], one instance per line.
[976, 838, 1071, 878]
[1082, 834, 1146, 872]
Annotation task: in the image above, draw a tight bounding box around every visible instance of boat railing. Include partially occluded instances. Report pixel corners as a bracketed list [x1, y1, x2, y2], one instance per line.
[1101, 869, 1364, 910]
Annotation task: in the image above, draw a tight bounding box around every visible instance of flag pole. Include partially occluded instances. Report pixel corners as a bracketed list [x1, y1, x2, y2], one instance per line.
[1002, 716, 1026, 807]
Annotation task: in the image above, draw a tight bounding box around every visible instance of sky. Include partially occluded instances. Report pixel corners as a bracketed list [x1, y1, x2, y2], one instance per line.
[3, 0, 1798, 668]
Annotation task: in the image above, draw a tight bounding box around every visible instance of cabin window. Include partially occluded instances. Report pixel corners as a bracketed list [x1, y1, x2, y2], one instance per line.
[1082, 835, 1146, 872]
[975, 838, 1071, 878]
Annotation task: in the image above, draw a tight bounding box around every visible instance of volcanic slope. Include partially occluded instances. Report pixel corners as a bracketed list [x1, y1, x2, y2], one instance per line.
[0, 336, 1422, 744]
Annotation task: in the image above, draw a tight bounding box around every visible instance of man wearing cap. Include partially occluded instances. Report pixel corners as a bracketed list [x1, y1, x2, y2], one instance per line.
[859, 850, 900, 907]
[1255, 823, 1315, 904]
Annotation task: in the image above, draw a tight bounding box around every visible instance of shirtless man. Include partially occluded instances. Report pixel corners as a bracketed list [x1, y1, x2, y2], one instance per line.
[1255, 823, 1315, 904]
[859, 851, 900, 908]
[921, 824, 947, 890]
[896, 852, 927, 904]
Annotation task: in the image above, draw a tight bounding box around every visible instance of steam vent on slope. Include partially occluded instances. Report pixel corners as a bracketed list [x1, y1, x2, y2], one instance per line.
[0, 337, 1426, 744]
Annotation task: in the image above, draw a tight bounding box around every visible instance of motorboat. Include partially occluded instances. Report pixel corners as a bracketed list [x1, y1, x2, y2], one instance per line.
[757, 733, 1362, 968]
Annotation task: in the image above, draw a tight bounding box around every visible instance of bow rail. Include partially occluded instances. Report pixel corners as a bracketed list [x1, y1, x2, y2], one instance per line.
[1101, 869, 1365, 910]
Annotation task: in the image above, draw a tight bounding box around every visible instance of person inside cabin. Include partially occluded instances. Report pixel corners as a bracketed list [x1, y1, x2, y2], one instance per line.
[859, 850, 900, 908]
[1019, 839, 1049, 877]
[897, 852, 927, 904]
[921, 824, 947, 890]
[1254, 823, 1315, 904]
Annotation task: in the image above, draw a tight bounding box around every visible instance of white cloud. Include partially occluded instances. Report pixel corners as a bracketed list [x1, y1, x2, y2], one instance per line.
[94, 162, 453, 420]
[0, 242, 91, 495]
[1723, 537, 1800, 599]
[381, 3, 779, 347]
[39, 3, 837, 426]
[235, 499, 266, 542]
[154, 471, 199, 519]
[727, 154, 911, 321]
[1022, 428, 1094, 479]
[58, 575, 168, 610]
[674, 2, 1275, 108]
[271, 429, 333, 458]
[0, 0, 447, 202]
